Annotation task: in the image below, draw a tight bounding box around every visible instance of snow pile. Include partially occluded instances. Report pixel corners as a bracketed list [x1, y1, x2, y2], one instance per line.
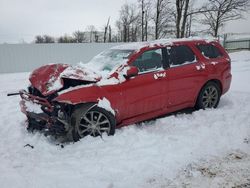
[0, 51, 249, 188]
[97, 65, 130, 86]
[47, 75, 64, 92]
[97, 97, 115, 115]
[60, 65, 100, 82]
[46, 64, 101, 93]
[24, 101, 43, 114]
[153, 151, 250, 187]
[112, 37, 217, 51]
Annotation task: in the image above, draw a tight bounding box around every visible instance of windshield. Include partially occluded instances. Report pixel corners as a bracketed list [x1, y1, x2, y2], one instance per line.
[82, 49, 134, 77]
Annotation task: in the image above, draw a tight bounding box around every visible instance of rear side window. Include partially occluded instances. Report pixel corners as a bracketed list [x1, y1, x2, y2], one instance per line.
[196, 44, 222, 59]
[168, 45, 196, 67]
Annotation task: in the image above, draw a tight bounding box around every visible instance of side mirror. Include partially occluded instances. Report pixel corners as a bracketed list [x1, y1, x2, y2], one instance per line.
[125, 66, 139, 79]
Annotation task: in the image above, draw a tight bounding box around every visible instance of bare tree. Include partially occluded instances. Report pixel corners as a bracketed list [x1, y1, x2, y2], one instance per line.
[35, 35, 55, 43]
[152, 0, 173, 39]
[104, 17, 110, 43]
[86, 25, 96, 42]
[108, 26, 112, 42]
[58, 35, 76, 43]
[93, 31, 99, 42]
[175, 0, 191, 38]
[115, 21, 123, 42]
[144, 1, 151, 40]
[73, 31, 86, 43]
[172, 0, 213, 38]
[44, 35, 55, 43]
[202, 0, 250, 37]
[35, 35, 44, 43]
[117, 3, 139, 42]
[138, 0, 151, 41]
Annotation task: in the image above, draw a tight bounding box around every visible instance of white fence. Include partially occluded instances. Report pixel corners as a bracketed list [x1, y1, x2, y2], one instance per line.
[0, 43, 121, 73]
[224, 39, 250, 51]
[223, 33, 250, 52]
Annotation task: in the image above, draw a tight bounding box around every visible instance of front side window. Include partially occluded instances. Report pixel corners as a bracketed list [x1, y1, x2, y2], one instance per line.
[132, 49, 163, 73]
[167, 45, 196, 67]
[196, 44, 222, 59]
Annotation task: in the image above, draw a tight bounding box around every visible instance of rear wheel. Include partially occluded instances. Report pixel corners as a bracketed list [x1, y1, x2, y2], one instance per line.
[71, 105, 115, 141]
[196, 82, 221, 109]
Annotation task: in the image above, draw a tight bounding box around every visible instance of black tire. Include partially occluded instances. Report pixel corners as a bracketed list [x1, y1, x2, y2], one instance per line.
[196, 81, 221, 110]
[70, 105, 116, 141]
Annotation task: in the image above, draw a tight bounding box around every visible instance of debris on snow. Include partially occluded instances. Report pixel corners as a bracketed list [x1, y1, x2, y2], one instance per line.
[24, 144, 34, 149]
[158, 151, 250, 188]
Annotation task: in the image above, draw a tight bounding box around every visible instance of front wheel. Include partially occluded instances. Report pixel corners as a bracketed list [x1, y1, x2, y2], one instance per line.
[70, 105, 116, 141]
[196, 82, 221, 109]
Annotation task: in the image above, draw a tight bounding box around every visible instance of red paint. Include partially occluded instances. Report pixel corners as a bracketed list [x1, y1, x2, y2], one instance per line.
[29, 64, 68, 96]
[21, 39, 232, 128]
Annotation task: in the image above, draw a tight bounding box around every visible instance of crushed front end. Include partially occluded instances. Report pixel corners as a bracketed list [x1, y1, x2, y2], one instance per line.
[19, 87, 72, 137]
[16, 63, 100, 137]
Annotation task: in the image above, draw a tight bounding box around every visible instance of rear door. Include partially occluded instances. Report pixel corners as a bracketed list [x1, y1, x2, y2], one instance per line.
[164, 44, 206, 111]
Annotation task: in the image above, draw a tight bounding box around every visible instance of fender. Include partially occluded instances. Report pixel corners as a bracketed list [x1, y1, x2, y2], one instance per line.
[53, 84, 124, 123]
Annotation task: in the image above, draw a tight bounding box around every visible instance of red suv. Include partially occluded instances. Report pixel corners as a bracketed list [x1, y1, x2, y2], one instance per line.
[17, 39, 232, 141]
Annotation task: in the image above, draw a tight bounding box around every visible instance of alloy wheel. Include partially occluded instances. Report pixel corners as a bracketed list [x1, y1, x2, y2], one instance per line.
[202, 85, 219, 108]
[77, 110, 111, 137]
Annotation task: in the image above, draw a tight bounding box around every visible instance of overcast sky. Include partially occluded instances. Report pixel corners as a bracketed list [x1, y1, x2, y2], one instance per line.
[0, 0, 250, 43]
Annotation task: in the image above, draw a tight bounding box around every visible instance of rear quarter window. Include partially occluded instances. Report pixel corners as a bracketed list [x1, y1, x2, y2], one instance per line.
[196, 44, 222, 59]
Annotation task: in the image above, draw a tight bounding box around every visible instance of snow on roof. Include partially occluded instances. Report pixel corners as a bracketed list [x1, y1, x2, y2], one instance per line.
[111, 37, 217, 51]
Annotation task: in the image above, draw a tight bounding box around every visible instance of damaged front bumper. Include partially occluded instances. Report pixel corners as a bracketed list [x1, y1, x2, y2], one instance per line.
[19, 90, 68, 136]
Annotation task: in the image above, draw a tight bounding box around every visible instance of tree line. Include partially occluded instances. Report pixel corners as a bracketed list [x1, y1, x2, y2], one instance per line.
[35, 0, 249, 43]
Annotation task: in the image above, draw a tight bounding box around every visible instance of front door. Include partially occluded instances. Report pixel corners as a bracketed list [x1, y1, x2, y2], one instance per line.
[121, 48, 168, 119]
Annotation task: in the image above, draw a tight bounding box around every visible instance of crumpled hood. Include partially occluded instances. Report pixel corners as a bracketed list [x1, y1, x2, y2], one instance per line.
[29, 64, 101, 96]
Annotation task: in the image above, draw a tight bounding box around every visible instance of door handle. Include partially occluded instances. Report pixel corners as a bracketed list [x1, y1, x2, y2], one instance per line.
[154, 72, 166, 80]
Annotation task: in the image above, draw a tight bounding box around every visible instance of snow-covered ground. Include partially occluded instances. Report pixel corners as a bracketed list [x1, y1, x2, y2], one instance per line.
[0, 51, 249, 188]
